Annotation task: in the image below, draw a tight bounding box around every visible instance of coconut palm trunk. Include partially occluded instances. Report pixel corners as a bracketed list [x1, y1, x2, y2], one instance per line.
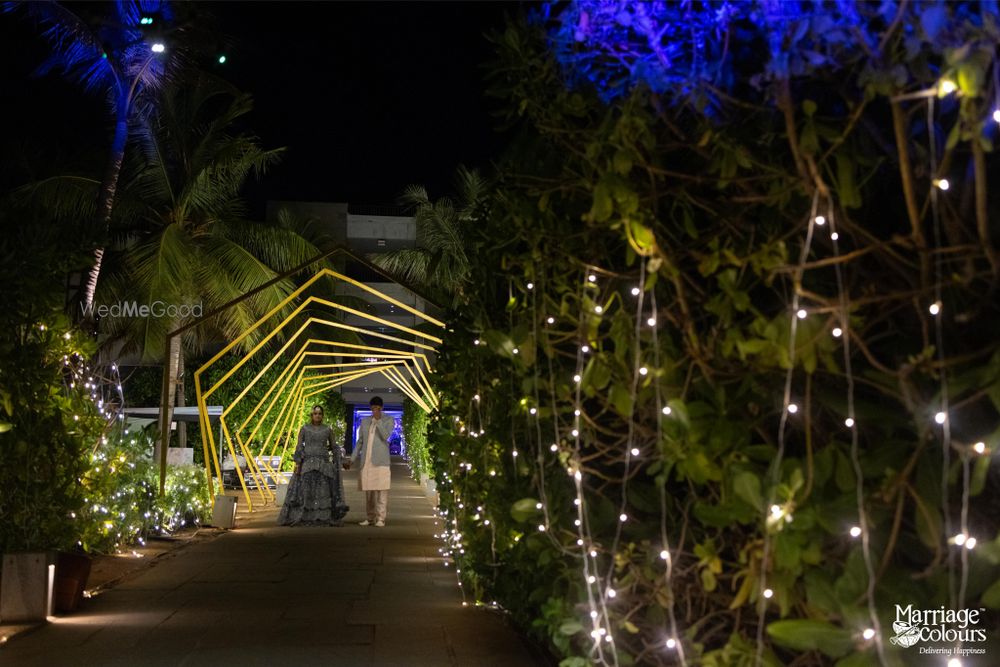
[155, 334, 183, 467]
[176, 346, 186, 449]
[81, 94, 130, 315]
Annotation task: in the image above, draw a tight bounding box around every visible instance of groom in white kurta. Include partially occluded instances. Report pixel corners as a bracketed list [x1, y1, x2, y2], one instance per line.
[350, 396, 394, 526]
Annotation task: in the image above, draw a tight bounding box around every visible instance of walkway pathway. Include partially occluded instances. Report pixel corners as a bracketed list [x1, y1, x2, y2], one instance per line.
[2, 460, 548, 666]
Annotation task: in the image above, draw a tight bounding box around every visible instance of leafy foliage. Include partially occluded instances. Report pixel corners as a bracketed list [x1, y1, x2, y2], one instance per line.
[78, 427, 211, 553]
[370, 166, 488, 307]
[0, 203, 104, 553]
[425, 9, 1000, 666]
[403, 398, 432, 480]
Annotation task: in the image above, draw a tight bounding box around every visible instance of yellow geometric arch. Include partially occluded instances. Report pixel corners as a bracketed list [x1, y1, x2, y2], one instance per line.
[192, 268, 444, 511]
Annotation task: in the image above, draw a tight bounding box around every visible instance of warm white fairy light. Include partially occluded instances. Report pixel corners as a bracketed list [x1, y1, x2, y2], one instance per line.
[826, 203, 888, 666]
[647, 316, 656, 326]
[830, 232, 839, 240]
[631, 286, 640, 296]
[787, 403, 798, 414]
[796, 309, 807, 319]
[661, 406, 672, 415]
[527, 282, 534, 290]
[832, 326, 843, 337]
[512, 347, 519, 355]
[630, 447, 639, 456]
[638, 366, 648, 376]
[619, 513, 627, 522]
[939, 79, 957, 95]
[581, 345, 590, 353]
[529, 407, 537, 415]
[756, 194, 821, 665]
[973, 442, 986, 455]
[588, 274, 597, 283]
[666, 638, 677, 649]
[547, 317, 555, 324]
[594, 305, 603, 314]
[993, 109, 1000, 123]
[814, 215, 826, 225]
[935, 411, 946, 424]
[928, 98, 963, 613]
[863, 628, 876, 640]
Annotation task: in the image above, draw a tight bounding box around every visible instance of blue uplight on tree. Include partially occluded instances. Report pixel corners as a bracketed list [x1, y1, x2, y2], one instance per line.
[545, 0, 999, 110]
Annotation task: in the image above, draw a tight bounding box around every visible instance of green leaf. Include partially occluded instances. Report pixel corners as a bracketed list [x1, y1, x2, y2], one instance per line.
[608, 383, 634, 416]
[701, 568, 718, 591]
[558, 620, 584, 636]
[981, 577, 1000, 608]
[733, 471, 764, 512]
[767, 619, 853, 658]
[0, 421, 12, 433]
[511, 497, 540, 522]
[835, 652, 878, 667]
[583, 357, 612, 391]
[914, 501, 942, 549]
[591, 182, 613, 222]
[612, 150, 633, 175]
[629, 220, 655, 251]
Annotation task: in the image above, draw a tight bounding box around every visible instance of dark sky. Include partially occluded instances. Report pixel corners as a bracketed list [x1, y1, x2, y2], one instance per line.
[208, 2, 513, 207]
[1, 1, 517, 209]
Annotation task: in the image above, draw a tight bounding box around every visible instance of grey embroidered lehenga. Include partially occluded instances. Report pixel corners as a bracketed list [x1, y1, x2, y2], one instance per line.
[277, 423, 349, 526]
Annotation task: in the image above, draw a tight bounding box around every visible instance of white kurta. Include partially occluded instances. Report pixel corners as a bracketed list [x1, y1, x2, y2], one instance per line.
[359, 420, 391, 491]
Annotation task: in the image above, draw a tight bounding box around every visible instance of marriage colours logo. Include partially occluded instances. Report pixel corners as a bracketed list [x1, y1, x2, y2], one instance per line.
[890, 604, 987, 657]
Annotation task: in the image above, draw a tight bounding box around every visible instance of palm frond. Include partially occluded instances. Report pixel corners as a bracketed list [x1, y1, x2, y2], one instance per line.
[369, 248, 433, 286]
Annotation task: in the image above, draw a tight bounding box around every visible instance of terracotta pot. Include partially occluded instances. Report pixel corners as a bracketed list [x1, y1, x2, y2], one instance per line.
[53, 551, 91, 613]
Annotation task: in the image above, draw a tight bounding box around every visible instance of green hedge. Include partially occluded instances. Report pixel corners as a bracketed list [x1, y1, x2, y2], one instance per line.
[425, 14, 1000, 666]
[403, 398, 432, 480]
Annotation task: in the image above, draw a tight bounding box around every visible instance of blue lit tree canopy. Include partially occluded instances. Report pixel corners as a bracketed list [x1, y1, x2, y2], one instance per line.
[546, 1, 1000, 110]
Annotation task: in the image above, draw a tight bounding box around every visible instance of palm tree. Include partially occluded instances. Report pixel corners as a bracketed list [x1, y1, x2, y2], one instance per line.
[370, 166, 488, 307]
[4, 0, 174, 312]
[93, 75, 323, 455]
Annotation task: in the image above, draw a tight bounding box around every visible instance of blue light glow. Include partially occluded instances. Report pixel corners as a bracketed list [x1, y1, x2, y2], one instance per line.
[546, 1, 999, 105]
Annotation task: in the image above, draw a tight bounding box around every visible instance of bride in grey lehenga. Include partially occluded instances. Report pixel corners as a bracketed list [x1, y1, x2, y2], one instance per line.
[277, 405, 349, 526]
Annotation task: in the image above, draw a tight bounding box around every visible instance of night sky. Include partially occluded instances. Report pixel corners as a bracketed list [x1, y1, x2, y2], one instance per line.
[1, 2, 516, 210]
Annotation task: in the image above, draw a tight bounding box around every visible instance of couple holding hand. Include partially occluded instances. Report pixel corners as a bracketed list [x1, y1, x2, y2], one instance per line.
[277, 396, 394, 527]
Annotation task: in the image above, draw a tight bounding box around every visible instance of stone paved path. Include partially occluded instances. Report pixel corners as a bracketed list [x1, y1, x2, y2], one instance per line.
[1, 460, 547, 666]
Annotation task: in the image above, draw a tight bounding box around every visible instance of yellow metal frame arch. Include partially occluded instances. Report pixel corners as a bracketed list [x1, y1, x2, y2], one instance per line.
[191, 267, 444, 511]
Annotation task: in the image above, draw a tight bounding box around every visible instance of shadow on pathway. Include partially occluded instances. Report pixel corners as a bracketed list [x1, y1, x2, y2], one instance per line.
[1, 460, 550, 667]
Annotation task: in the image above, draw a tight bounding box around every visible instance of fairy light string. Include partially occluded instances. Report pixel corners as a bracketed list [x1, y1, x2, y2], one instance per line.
[827, 203, 888, 665]
[927, 96, 958, 614]
[575, 267, 615, 665]
[754, 190, 820, 666]
[649, 287, 688, 665]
